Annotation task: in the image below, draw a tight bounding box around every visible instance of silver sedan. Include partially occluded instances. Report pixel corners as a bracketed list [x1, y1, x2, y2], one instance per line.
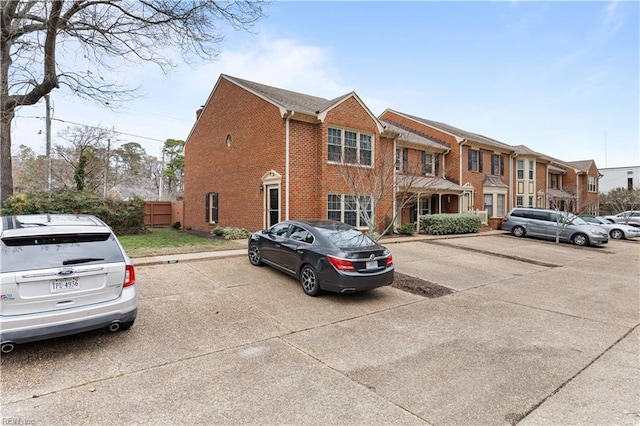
[579, 215, 640, 240]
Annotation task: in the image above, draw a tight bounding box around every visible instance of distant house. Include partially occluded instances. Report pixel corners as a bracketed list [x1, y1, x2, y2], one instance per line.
[184, 75, 602, 233]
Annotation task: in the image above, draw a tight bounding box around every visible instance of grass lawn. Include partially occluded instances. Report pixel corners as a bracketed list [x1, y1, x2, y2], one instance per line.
[118, 228, 245, 258]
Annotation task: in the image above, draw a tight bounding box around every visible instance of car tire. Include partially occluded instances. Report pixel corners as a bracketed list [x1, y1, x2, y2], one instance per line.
[512, 226, 526, 237]
[572, 233, 588, 246]
[610, 229, 624, 240]
[300, 264, 321, 296]
[248, 242, 263, 266]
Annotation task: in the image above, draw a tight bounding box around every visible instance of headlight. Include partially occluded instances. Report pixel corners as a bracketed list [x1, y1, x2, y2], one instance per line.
[589, 229, 606, 236]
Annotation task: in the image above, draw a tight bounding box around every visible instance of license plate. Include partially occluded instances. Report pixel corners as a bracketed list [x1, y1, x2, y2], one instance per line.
[366, 260, 378, 270]
[51, 278, 80, 293]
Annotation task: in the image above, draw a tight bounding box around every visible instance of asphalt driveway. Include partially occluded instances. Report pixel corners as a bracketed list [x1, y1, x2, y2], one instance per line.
[1, 234, 638, 425]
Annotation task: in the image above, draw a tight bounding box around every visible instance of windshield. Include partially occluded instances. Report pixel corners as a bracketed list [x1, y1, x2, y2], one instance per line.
[317, 228, 376, 249]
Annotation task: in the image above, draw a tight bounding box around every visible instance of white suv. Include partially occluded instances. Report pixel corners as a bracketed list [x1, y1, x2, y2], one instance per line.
[0, 214, 137, 353]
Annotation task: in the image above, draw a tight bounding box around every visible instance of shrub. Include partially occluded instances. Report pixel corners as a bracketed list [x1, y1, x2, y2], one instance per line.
[397, 223, 415, 235]
[420, 214, 481, 235]
[0, 190, 146, 235]
[211, 226, 250, 240]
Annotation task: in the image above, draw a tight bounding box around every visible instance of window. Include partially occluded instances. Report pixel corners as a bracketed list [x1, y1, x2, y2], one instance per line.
[327, 194, 372, 227]
[269, 222, 290, 237]
[517, 160, 524, 179]
[327, 127, 373, 166]
[550, 173, 560, 189]
[529, 160, 534, 179]
[396, 148, 408, 172]
[468, 149, 482, 172]
[484, 194, 493, 217]
[491, 154, 504, 175]
[497, 194, 505, 217]
[629, 177, 634, 190]
[516, 195, 523, 207]
[529, 196, 534, 207]
[588, 176, 596, 192]
[205, 192, 218, 223]
[422, 152, 433, 175]
[289, 225, 314, 244]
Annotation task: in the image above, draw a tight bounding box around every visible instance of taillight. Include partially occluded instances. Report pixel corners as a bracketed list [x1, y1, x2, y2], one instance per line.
[327, 255, 355, 271]
[124, 265, 136, 287]
[386, 254, 393, 266]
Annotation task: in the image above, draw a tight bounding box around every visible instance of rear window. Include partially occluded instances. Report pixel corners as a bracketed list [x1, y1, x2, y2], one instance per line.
[1, 233, 125, 273]
[318, 228, 376, 249]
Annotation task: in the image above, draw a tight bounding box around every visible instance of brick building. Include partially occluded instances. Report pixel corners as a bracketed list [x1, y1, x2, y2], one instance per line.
[184, 75, 601, 233]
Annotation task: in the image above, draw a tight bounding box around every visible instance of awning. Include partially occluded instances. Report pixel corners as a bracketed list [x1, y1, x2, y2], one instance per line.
[483, 175, 508, 188]
[546, 189, 575, 199]
[397, 175, 465, 193]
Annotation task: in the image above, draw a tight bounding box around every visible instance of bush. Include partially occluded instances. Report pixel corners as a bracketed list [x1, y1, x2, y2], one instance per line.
[0, 190, 146, 235]
[420, 214, 481, 235]
[211, 226, 250, 240]
[397, 223, 415, 235]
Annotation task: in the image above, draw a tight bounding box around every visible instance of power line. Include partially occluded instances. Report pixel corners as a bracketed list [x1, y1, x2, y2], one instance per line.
[18, 115, 168, 143]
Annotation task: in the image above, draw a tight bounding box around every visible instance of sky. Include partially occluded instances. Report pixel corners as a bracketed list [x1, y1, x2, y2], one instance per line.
[11, 1, 639, 169]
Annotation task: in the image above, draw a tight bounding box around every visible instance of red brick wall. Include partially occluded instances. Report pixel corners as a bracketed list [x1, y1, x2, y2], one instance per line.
[185, 83, 394, 234]
[184, 78, 286, 232]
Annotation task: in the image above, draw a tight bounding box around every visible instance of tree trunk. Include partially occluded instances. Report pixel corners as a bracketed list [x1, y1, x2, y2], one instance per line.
[1, 108, 14, 205]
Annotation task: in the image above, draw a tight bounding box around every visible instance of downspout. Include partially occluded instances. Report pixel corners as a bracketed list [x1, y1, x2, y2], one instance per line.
[285, 111, 293, 220]
[509, 152, 517, 210]
[393, 136, 398, 230]
[458, 139, 466, 212]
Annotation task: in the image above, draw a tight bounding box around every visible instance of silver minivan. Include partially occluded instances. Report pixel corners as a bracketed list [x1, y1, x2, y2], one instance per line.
[502, 207, 609, 246]
[0, 214, 138, 353]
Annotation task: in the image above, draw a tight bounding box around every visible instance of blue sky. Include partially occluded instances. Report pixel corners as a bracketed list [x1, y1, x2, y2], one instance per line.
[12, 1, 639, 170]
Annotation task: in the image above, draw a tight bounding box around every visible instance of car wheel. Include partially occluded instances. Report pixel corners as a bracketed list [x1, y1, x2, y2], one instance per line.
[572, 233, 588, 246]
[512, 226, 526, 237]
[610, 229, 624, 240]
[300, 265, 321, 296]
[248, 242, 263, 266]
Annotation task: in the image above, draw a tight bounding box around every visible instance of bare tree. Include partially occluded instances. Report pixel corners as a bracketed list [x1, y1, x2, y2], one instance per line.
[600, 187, 640, 218]
[1, 0, 267, 204]
[331, 133, 454, 240]
[54, 124, 112, 192]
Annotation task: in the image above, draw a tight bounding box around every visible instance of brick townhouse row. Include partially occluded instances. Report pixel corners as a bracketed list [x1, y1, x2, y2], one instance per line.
[183, 74, 600, 233]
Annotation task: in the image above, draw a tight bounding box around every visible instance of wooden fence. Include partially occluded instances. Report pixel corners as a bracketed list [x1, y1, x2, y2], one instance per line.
[144, 201, 184, 228]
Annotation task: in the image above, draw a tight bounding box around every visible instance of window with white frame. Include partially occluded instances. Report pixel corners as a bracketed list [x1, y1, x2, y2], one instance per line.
[422, 152, 434, 175]
[491, 154, 504, 175]
[468, 148, 482, 172]
[588, 175, 596, 192]
[529, 160, 534, 179]
[550, 173, 560, 189]
[516, 195, 523, 207]
[517, 160, 524, 179]
[327, 127, 373, 166]
[497, 194, 505, 216]
[327, 194, 372, 227]
[484, 192, 507, 217]
[396, 148, 408, 172]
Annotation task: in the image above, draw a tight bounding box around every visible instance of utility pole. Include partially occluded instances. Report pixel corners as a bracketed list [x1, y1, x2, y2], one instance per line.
[104, 138, 110, 197]
[45, 93, 52, 192]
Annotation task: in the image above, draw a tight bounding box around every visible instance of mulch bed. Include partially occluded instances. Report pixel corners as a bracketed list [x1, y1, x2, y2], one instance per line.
[391, 272, 454, 298]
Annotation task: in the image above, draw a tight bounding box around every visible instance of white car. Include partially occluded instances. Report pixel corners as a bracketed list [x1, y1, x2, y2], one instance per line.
[603, 211, 640, 228]
[580, 215, 640, 240]
[0, 214, 138, 354]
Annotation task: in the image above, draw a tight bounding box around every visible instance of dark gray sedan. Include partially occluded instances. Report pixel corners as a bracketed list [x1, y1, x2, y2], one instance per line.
[248, 219, 394, 296]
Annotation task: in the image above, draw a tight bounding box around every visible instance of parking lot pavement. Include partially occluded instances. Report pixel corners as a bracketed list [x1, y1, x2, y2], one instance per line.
[1, 235, 638, 425]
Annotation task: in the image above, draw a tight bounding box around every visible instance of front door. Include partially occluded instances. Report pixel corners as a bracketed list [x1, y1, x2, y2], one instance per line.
[267, 186, 280, 227]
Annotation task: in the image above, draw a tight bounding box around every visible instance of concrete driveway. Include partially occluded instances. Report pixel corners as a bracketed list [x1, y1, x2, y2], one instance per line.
[1, 234, 638, 425]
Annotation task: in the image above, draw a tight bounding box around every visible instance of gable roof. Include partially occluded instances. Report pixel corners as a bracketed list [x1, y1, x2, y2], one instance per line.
[223, 75, 337, 116]
[221, 75, 384, 132]
[384, 109, 513, 151]
[565, 160, 596, 173]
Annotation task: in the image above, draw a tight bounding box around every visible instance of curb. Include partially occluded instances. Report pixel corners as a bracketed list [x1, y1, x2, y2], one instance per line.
[131, 230, 509, 267]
